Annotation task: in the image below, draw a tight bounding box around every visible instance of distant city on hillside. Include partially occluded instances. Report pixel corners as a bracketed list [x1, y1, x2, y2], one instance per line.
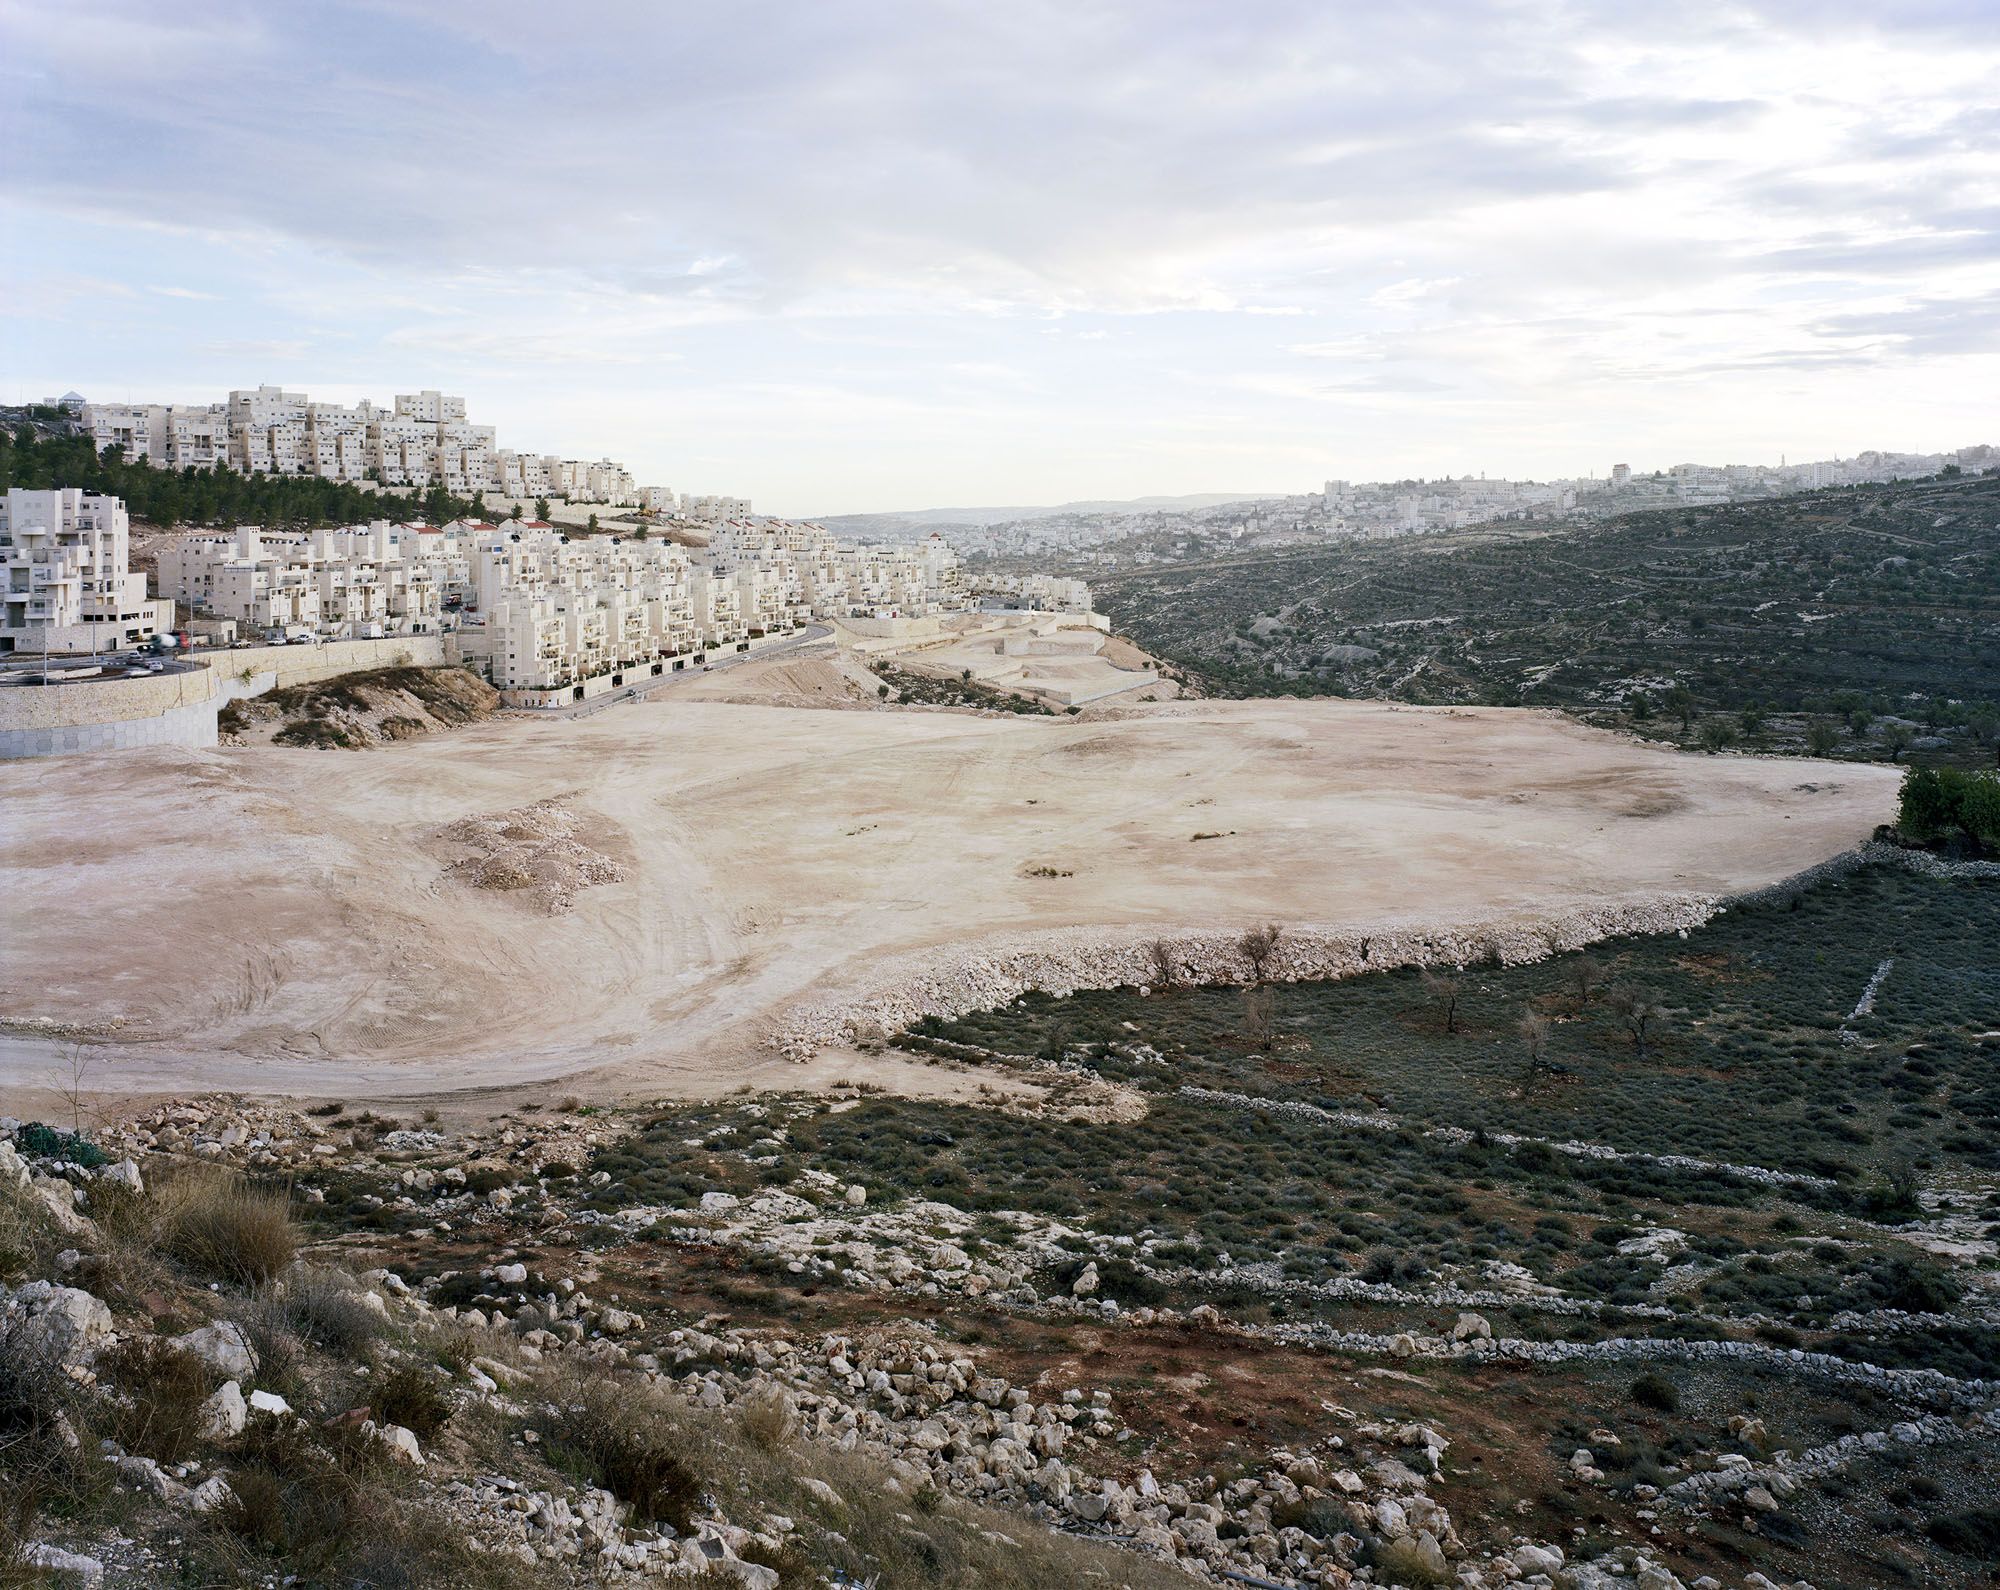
[846, 443, 1997, 565]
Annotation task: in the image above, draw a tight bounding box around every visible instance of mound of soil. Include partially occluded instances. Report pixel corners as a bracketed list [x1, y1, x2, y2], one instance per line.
[225, 666, 500, 749]
[435, 796, 623, 914]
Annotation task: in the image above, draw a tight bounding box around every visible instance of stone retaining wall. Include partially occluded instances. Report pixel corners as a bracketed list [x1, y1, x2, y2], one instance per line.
[0, 665, 220, 757]
[0, 634, 454, 759]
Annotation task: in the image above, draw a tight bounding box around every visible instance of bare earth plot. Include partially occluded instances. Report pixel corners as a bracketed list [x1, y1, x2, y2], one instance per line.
[0, 697, 1898, 1103]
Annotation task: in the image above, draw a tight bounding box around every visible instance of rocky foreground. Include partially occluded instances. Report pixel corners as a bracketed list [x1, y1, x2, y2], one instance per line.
[6, 1087, 1993, 1590]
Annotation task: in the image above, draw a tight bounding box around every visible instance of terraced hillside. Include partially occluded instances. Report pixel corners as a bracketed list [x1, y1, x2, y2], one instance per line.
[1095, 475, 2000, 765]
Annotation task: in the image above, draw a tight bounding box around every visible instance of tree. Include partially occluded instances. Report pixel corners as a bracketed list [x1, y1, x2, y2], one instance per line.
[1567, 954, 1603, 1012]
[1665, 685, 1696, 732]
[1697, 719, 1736, 754]
[1238, 923, 1282, 984]
[1518, 1009, 1553, 1079]
[1881, 721, 1916, 763]
[1421, 968, 1462, 1035]
[1606, 986, 1665, 1059]
[1146, 938, 1178, 992]
[1805, 720, 1840, 757]
[587, 512, 600, 533]
[1847, 707, 1874, 739]
[535, 496, 551, 522]
[1898, 765, 2000, 849]
[1241, 988, 1276, 1051]
[1628, 691, 1653, 722]
[511, 503, 524, 521]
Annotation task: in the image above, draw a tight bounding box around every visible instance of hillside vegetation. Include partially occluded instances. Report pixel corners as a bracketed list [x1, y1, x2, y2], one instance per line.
[1095, 476, 2000, 765]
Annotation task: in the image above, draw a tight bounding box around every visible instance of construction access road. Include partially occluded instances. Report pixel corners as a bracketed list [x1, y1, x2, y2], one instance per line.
[0, 695, 1899, 1104]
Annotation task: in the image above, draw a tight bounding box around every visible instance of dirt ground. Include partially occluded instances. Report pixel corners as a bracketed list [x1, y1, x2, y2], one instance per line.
[0, 696, 1898, 1106]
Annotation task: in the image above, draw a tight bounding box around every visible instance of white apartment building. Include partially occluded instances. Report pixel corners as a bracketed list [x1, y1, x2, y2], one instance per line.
[679, 494, 753, 523]
[157, 522, 440, 640]
[85, 402, 232, 470]
[81, 384, 671, 507]
[460, 522, 705, 691]
[152, 507, 972, 695]
[1, 489, 172, 654]
[977, 573, 1093, 613]
[704, 520, 969, 621]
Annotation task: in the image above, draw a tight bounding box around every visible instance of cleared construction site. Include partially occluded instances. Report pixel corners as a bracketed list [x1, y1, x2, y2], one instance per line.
[0, 674, 1899, 1103]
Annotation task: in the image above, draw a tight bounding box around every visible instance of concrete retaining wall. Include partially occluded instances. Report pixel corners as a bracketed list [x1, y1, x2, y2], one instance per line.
[0, 665, 221, 758]
[0, 635, 457, 759]
[215, 635, 453, 691]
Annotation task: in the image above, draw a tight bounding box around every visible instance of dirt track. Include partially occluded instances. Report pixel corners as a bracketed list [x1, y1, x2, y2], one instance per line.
[0, 697, 1899, 1103]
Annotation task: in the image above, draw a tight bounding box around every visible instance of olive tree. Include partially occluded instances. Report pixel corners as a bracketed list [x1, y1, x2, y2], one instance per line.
[1238, 923, 1282, 985]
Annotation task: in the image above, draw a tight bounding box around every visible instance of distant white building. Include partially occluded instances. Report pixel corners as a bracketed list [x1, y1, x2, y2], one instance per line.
[80, 383, 672, 508]
[0, 488, 172, 654]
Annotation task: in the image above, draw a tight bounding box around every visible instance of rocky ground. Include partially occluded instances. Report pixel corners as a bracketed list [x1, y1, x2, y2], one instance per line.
[5, 1058, 1992, 1589]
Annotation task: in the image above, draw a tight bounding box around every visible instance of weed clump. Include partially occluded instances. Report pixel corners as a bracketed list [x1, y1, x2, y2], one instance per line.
[156, 1169, 298, 1287]
[544, 1380, 704, 1530]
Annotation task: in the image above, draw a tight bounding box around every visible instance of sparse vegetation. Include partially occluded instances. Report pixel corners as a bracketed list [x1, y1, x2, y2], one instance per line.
[1092, 475, 2000, 766]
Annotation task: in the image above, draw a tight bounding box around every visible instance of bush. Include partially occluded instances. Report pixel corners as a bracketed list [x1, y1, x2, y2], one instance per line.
[259, 1265, 386, 1353]
[0, 1322, 104, 1551]
[1369, 1536, 1452, 1586]
[544, 1381, 704, 1530]
[1927, 1508, 2000, 1558]
[99, 1338, 218, 1463]
[737, 1382, 798, 1451]
[1898, 766, 2000, 850]
[157, 1169, 298, 1287]
[14, 1123, 107, 1168]
[370, 1362, 454, 1443]
[1629, 1372, 1680, 1412]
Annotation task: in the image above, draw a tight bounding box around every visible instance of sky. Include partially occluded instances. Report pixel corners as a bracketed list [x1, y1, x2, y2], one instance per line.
[1, 1, 1996, 517]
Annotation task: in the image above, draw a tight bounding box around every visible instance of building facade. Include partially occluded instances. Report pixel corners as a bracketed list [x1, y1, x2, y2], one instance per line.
[1, 488, 172, 654]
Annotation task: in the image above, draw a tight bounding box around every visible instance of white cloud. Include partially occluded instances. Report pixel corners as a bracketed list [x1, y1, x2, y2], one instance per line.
[0, 0, 1993, 511]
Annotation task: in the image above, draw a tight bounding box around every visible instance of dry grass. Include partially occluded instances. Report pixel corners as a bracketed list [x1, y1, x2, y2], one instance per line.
[255, 1264, 384, 1354]
[98, 1337, 219, 1463]
[736, 1381, 799, 1451]
[541, 1375, 705, 1531]
[154, 1167, 297, 1287]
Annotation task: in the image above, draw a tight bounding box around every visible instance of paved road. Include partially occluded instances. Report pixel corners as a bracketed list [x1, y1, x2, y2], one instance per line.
[512, 623, 833, 720]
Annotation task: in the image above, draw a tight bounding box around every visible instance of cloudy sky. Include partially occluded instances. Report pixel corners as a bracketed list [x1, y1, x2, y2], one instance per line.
[2, 1, 1995, 515]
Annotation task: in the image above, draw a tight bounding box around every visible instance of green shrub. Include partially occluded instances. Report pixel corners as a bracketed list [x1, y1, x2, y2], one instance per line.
[1629, 1372, 1679, 1412]
[14, 1123, 107, 1168]
[1898, 766, 2000, 849]
[99, 1337, 218, 1463]
[369, 1362, 454, 1442]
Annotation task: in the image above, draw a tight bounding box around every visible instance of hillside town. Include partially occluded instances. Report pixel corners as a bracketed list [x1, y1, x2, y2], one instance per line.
[938, 444, 1999, 568]
[50, 385, 730, 516]
[3, 484, 1000, 701]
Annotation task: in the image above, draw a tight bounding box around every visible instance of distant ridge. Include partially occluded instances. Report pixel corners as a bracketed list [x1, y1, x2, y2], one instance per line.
[815, 492, 1279, 532]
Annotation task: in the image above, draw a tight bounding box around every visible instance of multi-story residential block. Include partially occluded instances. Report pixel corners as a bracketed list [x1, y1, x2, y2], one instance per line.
[82, 384, 671, 507]
[679, 494, 752, 523]
[0, 488, 172, 654]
